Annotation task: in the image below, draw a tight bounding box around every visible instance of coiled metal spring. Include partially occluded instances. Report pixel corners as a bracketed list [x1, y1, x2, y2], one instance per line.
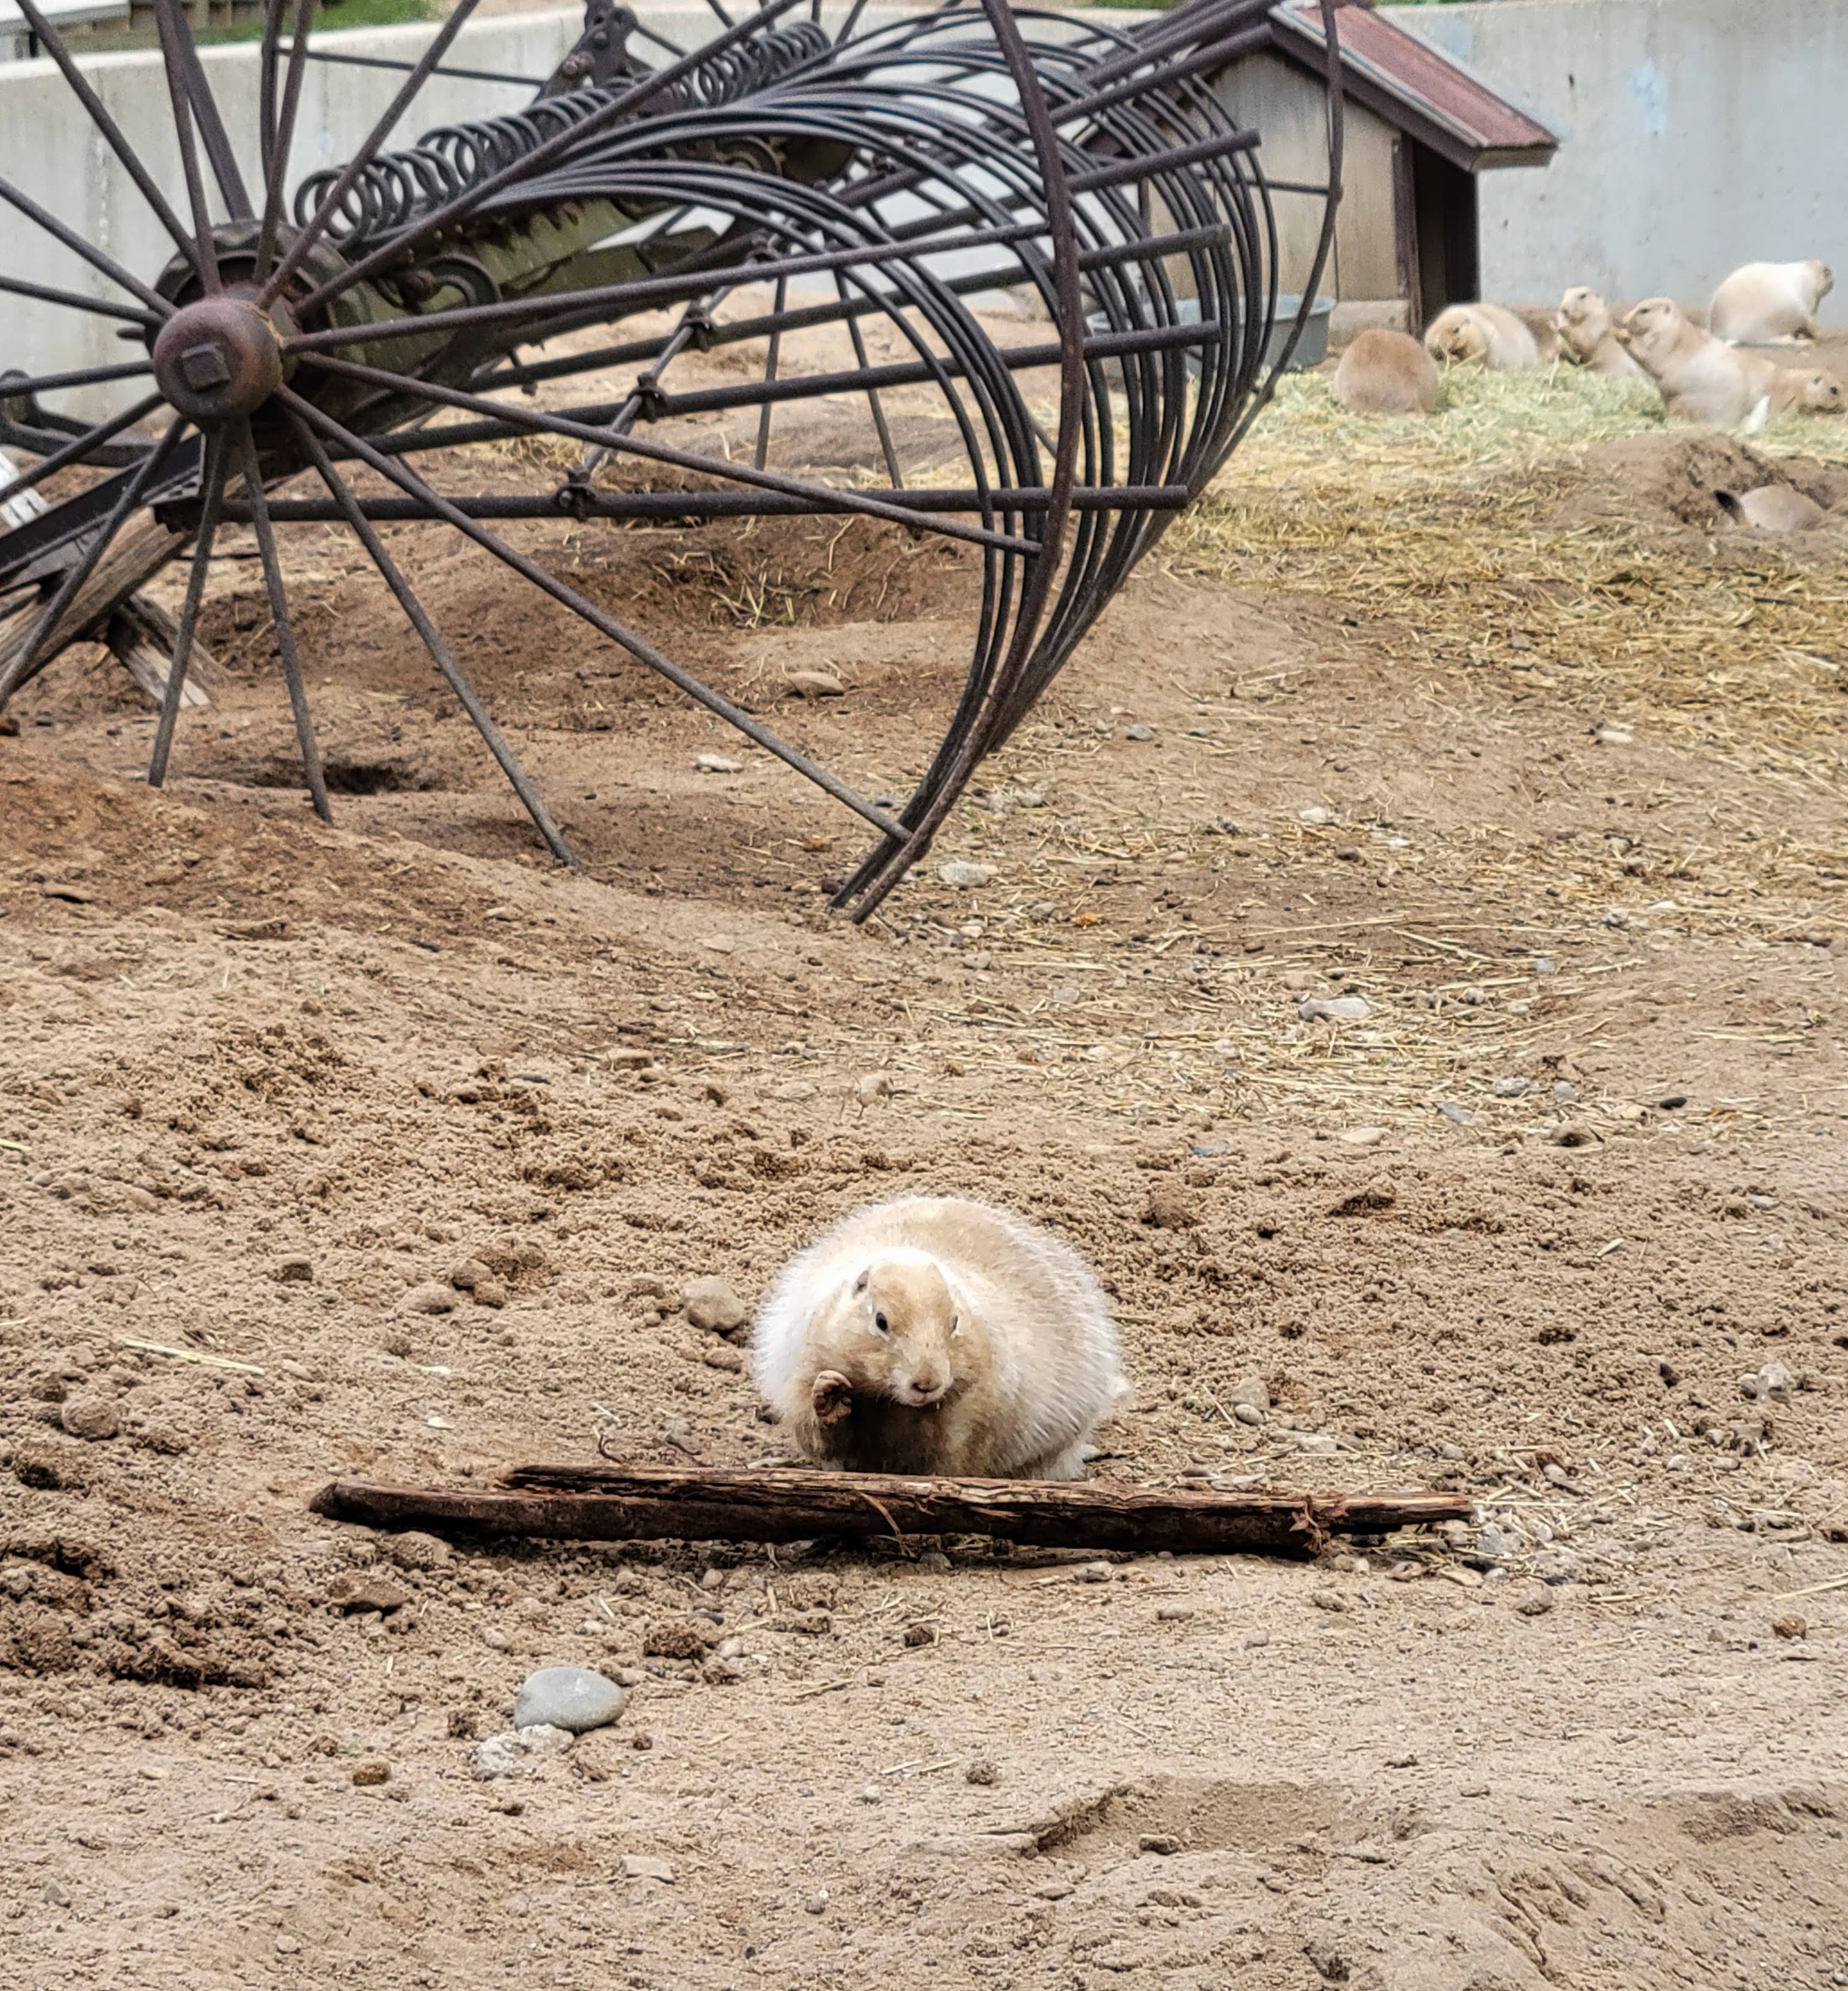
[292, 21, 833, 247]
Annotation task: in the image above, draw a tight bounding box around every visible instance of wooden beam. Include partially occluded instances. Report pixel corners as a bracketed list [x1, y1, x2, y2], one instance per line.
[307, 1464, 1472, 1560]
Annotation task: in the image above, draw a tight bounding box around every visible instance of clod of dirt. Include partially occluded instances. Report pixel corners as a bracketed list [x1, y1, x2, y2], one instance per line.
[1771, 1615, 1808, 1641]
[474, 1726, 573, 1779]
[966, 1759, 1000, 1786]
[1329, 1177, 1395, 1217]
[58, 1395, 119, 1442]
[937, 860, 995, 888]
[4, 1607, 77, 1673]
[350, 1760, 391, 1787]
[328, 1574, 408, 1615]
[449, 1257, 491, 1291]
[642, 1619, 713, 1659]
[683, 1275, 747, 1333]
[1142, 1186, 1199, 1230]
[403, 1282, 457, 1315]
[472, 1278, 508, 1308]
[272, 1255, 314, 1283]
[785, 670, 845, 698]
[475, 1239, 551, 1293]
[383, 1531, 452, 1572]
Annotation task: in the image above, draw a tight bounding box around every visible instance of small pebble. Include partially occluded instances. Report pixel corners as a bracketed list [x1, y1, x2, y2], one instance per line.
[1434, 1101, 1472, 1126]
[1299, 994, 1371, 1023]
[1156, 1605, 1194, 1623]
[1243, 1630, 1269, 1651]
[1124, 724, 1154, 741]
[859, 1783, 882, 1805]
[1516, 1587, 1556, 1618]
[1771, 1614, 1808, 1641]
[1385, 1751, 1418, 1769]
[1336, 1125, 1385, 1147]
[1533, 956, 1557, 975]
[350, 1760, 390, 1787]
[275, 1934, 301, 1955]
[1491, 1076, 1529, 1098]
[622, 1855, 675, 1882]
[472, 1726, 573, 1780]
[513, 1667, 628, 1736]
[1297, 805, 1332, 826]
[1234, 1402, 1264, 1427]
[694, 753, 743, 774]
[384, 1531, 451, 1572]
[785, 669, 844, 698]
[403, 1282, 456, 1315]
[937, 860, 996, 889]
[805, 1891, 830, 1914]
[1138, 1835, 1182, 1855]
[966, 1759, 999, 1786]
[272, 1255, 314, 1284]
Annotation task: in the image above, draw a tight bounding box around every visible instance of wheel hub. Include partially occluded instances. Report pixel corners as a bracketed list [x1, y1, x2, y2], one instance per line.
[151, 290, 292, 424]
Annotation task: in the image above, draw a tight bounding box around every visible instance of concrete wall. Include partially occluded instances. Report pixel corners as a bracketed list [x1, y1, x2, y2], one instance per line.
[1382, 0, 1848, 314]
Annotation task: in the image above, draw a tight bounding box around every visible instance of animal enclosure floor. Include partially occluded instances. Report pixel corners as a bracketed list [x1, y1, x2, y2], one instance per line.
[1, 375, 1846, 1989]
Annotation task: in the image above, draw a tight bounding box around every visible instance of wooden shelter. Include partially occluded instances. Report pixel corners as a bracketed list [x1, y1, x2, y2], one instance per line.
[1211, 0, 1558, 328]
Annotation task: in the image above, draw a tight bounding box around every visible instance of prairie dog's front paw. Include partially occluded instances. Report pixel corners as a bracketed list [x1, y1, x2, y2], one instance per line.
[812, 1370, 853, 1425]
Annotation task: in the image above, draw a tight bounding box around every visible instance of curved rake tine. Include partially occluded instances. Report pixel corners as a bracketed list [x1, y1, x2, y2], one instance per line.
[281, 386, 906, 842]
[13, 0, 207, 280]
[284, 410, 576, 865]
[0, 391, 164, 507]
[0, 415, 188, 709]
[754, 276, 788, 471]
[835, 271, 904, 489]
[281, 0, 810, 320]
[255, 0, 485, 310]
[233, 419, 332, 821]
[303, 354, 1038, 558]
[0, 174, 173, 317]
[150, 0, 251, 222]
[255, 0, 319, 288]
[148, 427, 230, 788]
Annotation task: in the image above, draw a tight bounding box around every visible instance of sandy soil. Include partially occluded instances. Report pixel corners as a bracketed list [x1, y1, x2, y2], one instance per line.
[2, 337, 1847, 1990]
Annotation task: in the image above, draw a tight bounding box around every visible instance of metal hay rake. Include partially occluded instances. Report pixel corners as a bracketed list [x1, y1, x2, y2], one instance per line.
[0, 0, 1340, 917]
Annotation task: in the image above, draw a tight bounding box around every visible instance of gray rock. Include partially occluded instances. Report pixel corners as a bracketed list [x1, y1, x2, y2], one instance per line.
[1476, 1524, 1520, 1561]
[1552, 1080, 1579, 1102]
[384, 1530, 452, 1572]
[1234, 1402, 1264, 1427]
[404, 1282, 457, 1315]
[1490, 1076, 1530, 1098]
[623, 1855, 675, 1882]
[513, 1666, 628, 1736]
[937, 860, 996, 889]
[1231, 1375, 1269, 1413]
[1294, 1432, 1337, 1456]
[694, 752, 743, 774]
[472, 1725, 574, 1779]
[1533, 956, 1558, 975]
[683, 1276, 747, 1334]
[1299, 994, 1371, 1023]
[1124, 724, 1154, 741]
[1434, 1101, 1472, 1126]
[1745, 1360, 1795, 1404]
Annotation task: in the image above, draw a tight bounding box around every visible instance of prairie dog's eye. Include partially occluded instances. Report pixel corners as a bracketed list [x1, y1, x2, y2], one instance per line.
[873, 1311, 890, 1334]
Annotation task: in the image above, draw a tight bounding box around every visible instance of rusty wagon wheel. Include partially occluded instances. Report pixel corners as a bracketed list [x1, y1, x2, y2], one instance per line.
[0, 0, 1341, 917]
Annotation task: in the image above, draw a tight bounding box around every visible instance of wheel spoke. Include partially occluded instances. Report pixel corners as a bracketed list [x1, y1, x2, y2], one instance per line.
[0, 175, 173, 317]
[0, 414, 188, 709]
[13, 0, 207, 280]
[285, 411, 577, 865]
[0, 391, 164, 505]
[281, 386, 906, 841]
[234, 420, 332, 821]
[837, 269, 902, 488]
[1, 362, 154, 398]
[148, 427, 229, 787]
[0, 274, 158, 325]
[150, 0, 252, 224]
[151, 0, 226, 288]
[255, 0, 486, 309]
[304, 354, 1039, 557]
[255, 0, 318, 287]
[282, 0, 811, 321]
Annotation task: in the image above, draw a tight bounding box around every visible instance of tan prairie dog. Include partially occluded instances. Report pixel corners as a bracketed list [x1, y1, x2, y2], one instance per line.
[1616, 298, 1763, 426]
[1423, 302, 1541, 370]
[1555, 286, 1644, 378]
[750, 1195, 1124, 1480]
[1331, 329, 1442, 414]
[1715, 486, 1826, 533]
[1767, 365, 1845, 416]
[1709, 258, 1833, 345]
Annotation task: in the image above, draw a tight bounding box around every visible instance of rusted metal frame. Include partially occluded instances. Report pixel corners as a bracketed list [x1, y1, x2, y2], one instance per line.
[0, 175, 174, 317]
[0, 361, 155, 398]
[0, 393, 164, 507]
[147, 426, 230, 786]
[151, 0, 227, 291]
[150, 0, 252, 224]
[254, 0, 320, 288]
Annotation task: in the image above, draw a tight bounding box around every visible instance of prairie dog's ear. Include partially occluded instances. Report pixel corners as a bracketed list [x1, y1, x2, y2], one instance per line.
[853, 1267, 870, 1294]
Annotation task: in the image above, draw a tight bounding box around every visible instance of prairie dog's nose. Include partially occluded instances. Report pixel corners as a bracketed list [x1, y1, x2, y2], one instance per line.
[903, 1375, 949, 1407]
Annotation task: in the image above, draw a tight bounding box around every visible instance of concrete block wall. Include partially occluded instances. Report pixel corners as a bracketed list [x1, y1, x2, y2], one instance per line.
[1382, 0, 1847, 316]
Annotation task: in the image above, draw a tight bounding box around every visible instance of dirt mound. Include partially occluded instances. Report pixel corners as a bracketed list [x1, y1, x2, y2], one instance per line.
[1566, 431, 1848, 530]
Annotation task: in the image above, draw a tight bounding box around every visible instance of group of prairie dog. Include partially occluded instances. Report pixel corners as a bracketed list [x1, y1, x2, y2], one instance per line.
[1333, 257, 1839, 433]
[750, 1196, 1125, 1481]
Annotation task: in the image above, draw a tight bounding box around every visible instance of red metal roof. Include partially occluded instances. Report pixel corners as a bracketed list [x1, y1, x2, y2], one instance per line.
[1269, 1, 1558, 172]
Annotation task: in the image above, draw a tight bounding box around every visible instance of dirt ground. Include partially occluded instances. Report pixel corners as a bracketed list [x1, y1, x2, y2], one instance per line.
[2, 319, 1847, 1990]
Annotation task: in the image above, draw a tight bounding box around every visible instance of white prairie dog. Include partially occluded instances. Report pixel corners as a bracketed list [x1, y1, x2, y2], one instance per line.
[1423, 302, 1541, 370]
[1708, 259, 1833, 345]
[750, 1195, 1124, 1480]
[1715, 486, 1826, 533]
[1555, 285, 1644, 379]
[1330, 329, 1442, 414]
[1767, 365, 1845, 416]
[1616, 298, 1762, 427]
